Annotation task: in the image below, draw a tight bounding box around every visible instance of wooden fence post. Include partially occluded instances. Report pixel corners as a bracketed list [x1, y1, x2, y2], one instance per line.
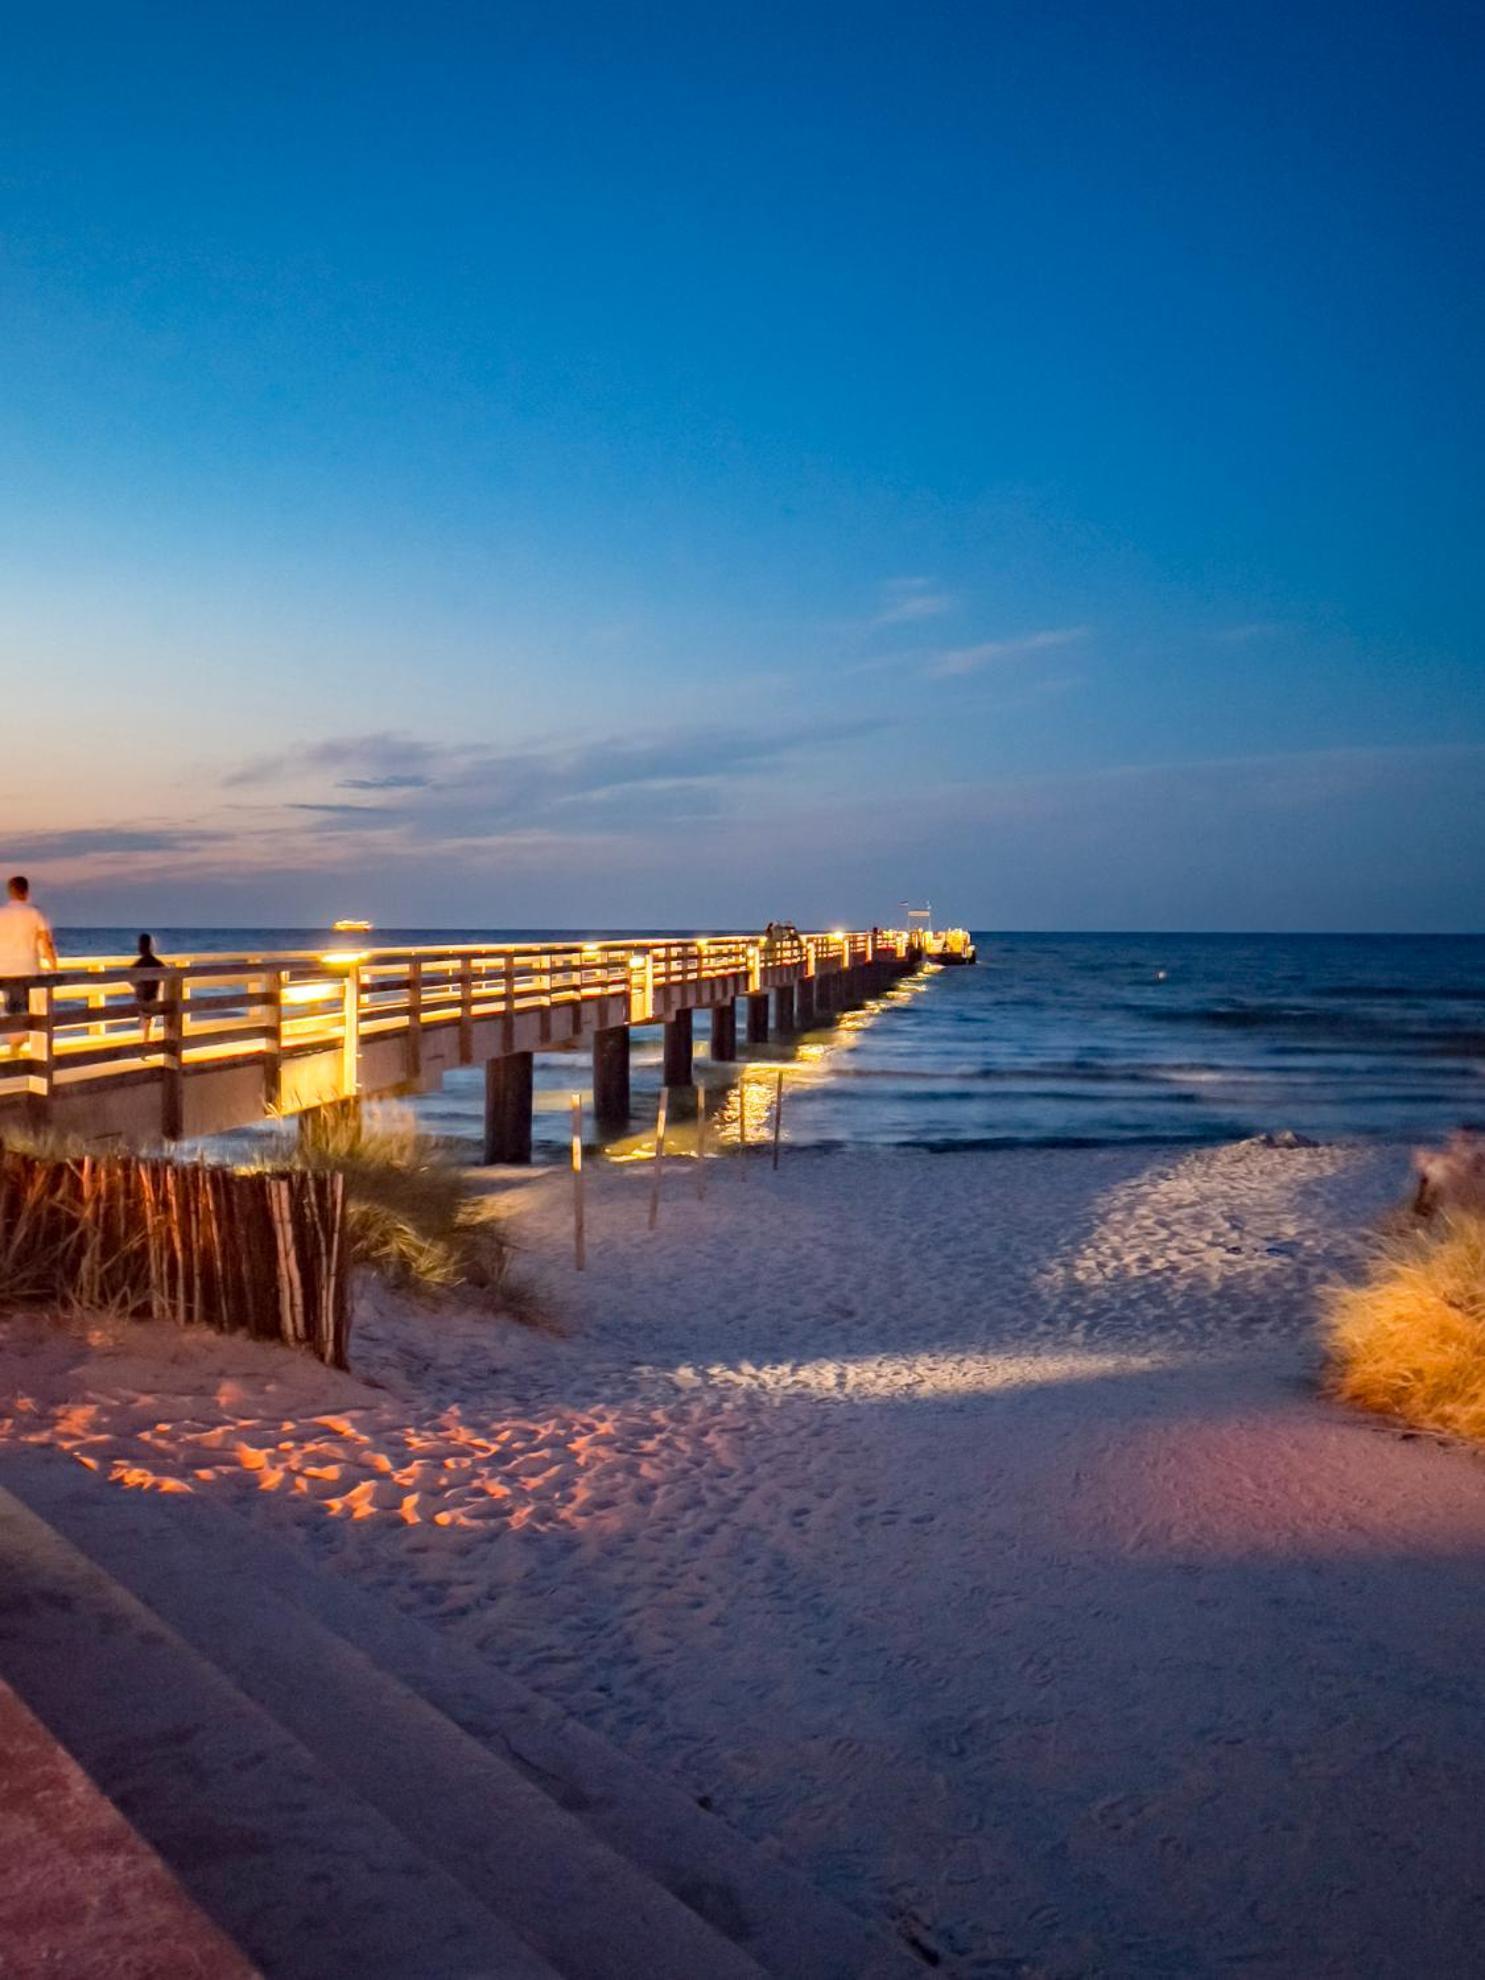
[570, 1093, 586, 1270]
[649, 1087, 668, 1230]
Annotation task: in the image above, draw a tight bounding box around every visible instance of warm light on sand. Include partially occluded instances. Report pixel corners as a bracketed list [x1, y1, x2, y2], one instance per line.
[688, 1347, 1183, 1401]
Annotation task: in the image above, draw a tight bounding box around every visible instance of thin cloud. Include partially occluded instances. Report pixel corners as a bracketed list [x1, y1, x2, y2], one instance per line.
[286, 802, 405, 819]
[872, 577, 956, 627]
[338, 774, 433, 791]
[225, 732, 443, 790]
[926, 626, 1090, 678]
[2, 826, 222, 861]
[1211, 621, 1287, 645]
[222, 718, 886, 847]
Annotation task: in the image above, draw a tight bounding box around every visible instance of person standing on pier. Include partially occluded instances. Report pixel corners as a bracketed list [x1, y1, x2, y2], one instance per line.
[0, 875, 58, 1057]
[130, 933, 167, 1043]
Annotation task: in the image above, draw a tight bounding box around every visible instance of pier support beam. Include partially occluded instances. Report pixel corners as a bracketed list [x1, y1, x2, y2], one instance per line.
[746, 992, 770, 1046]
[709, 1002, 737, 1062]
[795, 979, 817, 1029]
[592, 1026, 631, 1128]
[663, 1009, 693, 1087]
[483, 1052, 533, 1164]
[773, 984, 796, 1035]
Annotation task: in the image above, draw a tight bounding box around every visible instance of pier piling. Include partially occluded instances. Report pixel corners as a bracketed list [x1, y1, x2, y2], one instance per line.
[484, 1052, 534, 1163]
[746, 992, 771, 1045]
[663, 1009, 694, 1087]
[709, 1002, 737, 1062]
[592, 1025, 631, 1127]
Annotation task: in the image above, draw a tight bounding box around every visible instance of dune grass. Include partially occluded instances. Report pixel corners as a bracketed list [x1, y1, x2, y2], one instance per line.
[1324, 1213, 1485, 1442]
[281, 1102, 540, 1320]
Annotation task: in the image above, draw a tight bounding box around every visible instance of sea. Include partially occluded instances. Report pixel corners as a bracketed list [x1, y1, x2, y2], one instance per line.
[62, 929, 1485, 1157]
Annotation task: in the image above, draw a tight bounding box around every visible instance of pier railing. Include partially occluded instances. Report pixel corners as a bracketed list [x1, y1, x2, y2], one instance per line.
[0, 929, 909, 1142]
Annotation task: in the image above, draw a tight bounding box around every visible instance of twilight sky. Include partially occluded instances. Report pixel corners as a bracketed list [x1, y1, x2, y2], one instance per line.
[2, 2, 1481, 930]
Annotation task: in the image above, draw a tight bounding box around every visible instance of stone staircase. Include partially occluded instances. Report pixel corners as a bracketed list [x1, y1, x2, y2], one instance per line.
[0, 1451, 930, 1979]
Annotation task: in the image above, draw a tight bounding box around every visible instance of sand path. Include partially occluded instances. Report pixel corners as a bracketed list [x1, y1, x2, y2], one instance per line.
[6, 1139, 1485, 1974]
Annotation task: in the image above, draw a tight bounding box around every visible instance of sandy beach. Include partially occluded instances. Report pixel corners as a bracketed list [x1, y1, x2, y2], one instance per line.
[7, 1135, 1485, 1973]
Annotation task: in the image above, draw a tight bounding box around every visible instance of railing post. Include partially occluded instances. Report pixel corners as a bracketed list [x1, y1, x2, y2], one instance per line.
[263, 970, 284, 1111]
[629, 950, 654, 1026]
[31, 982, 54, 1110]
[340, 964, 361, 1100]
[458, 953, 474, 1064]
[503, 951, 516, 1054]
[161, 971, 185, 1140]
[407, 957, 423, 1082]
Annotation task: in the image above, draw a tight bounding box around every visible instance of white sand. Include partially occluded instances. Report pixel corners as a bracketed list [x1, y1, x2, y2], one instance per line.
[8, 1136, 1485, 1973]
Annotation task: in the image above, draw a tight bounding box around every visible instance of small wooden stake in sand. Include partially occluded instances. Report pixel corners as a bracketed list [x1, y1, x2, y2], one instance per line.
[772, 1068, 785, 1170]
[569, 1092, 586, 1270]
[649, 1086, 669, 1230]
[694, 1082, 707, 1198]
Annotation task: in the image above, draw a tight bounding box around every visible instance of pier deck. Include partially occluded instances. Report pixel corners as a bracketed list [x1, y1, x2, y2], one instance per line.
[0, 930, 916, 1157]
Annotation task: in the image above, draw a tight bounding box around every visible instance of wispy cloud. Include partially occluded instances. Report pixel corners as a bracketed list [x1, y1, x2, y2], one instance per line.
[1210, 621, 1286, 645]
[3, 826, 226, 861]
[926, 626, 1090, 678]
[14, 719, 886, 888]
[225, 733, 444, 791]
[872, 577, 955, 627]
[229, 721, 881, 838]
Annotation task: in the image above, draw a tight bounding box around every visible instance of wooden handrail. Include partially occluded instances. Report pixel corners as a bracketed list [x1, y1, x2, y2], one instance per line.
[0, 930, 913, 1122]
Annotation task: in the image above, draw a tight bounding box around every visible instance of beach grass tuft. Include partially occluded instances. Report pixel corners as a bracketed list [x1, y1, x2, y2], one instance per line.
[1324, 1212, 1485, 1441]
[280, 1102, 539, 1319]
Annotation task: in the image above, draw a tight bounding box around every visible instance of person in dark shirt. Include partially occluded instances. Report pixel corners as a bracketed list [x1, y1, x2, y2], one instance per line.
[130, 934, 167, 1043]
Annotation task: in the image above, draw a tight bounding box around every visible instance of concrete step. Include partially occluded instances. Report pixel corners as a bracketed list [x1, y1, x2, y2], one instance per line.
[0, 1453, 768, 1980]
[232, 1514, 931, 1980]
[4, 1450, 927, 1978]
[0, 1477, 560, 1980]
[0, 1675, 261, 1979]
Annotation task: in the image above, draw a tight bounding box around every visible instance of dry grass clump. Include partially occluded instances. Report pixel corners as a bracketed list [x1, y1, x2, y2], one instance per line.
[281, 1102, 538, 1319]
[1324, 1213, 1485, 1442]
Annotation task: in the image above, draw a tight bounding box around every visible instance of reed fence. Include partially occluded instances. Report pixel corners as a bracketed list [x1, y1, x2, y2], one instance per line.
[0, 1149, 350, 1367]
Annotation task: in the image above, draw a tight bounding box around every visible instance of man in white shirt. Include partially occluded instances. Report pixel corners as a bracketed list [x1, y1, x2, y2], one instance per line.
[0, 874, 58, 1055]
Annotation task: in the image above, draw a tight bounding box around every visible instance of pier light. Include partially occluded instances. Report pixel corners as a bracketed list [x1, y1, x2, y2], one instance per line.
[320, 949, 369, 968]
[282, 979, 340, 1005]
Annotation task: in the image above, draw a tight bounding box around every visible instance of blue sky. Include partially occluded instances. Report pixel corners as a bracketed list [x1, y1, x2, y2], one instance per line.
[2, 1, 1481, 929]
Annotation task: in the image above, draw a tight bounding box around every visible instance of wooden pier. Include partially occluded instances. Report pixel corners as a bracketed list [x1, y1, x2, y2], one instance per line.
[0, 930, 920, 1161]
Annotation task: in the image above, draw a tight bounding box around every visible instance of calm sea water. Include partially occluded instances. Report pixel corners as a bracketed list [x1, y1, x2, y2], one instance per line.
[62, 929, 1485, 1155]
